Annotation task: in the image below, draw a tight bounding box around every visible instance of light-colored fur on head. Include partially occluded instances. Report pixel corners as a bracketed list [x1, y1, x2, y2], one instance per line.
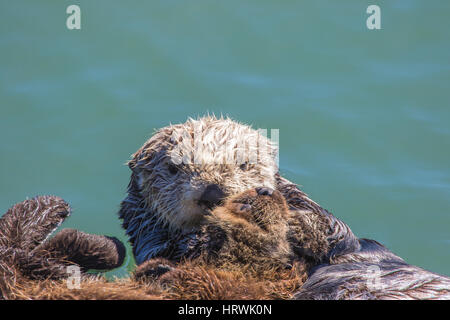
[132, 116, 278, 230]
[119, 116, 279, 264]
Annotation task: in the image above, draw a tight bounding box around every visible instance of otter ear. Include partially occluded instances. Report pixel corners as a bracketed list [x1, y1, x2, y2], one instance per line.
[127, 156, 139, 173]
[127, 142, 148, 173]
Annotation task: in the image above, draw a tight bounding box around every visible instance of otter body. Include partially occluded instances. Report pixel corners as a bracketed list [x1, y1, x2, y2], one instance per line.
[120, 116, 450, 300]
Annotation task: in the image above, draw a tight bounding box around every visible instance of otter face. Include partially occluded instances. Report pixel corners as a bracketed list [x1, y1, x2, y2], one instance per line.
[128, 116, 279, 231]
[199, 187, 292, 269]
[223, 187, 289, 231]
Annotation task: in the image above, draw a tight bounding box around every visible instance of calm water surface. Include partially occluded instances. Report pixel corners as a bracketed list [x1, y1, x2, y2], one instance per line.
[1, 1, 449, 277]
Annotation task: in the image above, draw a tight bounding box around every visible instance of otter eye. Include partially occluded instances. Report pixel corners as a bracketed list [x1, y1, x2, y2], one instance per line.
[168, 163, 178, 175]
[240, 162, 249, 171]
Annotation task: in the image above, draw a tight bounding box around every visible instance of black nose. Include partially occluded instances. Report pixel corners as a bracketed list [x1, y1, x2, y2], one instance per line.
[199, 184, 225, 209]
[255, 187, 274, 196]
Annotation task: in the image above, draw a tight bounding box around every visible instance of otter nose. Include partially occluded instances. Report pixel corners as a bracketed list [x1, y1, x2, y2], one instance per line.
[199, 184, 225, 209]
[255, 187, 274, 196]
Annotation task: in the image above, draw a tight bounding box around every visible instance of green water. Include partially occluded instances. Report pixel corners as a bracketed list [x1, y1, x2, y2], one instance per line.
[1, 1, 449, 278]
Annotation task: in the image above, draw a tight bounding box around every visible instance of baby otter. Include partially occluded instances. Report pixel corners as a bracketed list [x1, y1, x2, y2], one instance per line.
[191, 187, 292, 271]
[135, 187, 293, 278]
[133, 187, 308, 300]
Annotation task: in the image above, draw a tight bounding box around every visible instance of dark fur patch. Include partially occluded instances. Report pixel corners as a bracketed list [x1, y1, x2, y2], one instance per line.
[276, 175, 450, 300]
[0, 196, 125, 299]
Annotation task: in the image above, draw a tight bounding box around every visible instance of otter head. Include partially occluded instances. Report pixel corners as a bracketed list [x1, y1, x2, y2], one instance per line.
[195, 187, 292, 271]
[222, 187, 289, 232]
[126, 116, 278, 232]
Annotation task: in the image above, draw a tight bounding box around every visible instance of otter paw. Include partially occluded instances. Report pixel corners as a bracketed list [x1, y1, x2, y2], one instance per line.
[39, 228, 126, 272]
[0, 196, 126, 281]
[0, 195, 71, 250]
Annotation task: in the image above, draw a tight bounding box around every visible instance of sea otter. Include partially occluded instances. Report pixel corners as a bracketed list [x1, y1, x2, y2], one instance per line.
[120, 115, 450, 299]
[119, 116, 279, 264]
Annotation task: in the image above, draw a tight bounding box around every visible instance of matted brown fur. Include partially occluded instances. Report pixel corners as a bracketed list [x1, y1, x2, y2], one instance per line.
[2, 190, 307, 300]
[183, 187, 293, 273]
[139, 259, 307, 300]
[0, 190, 306, 300]
[132, 187, 309, 299]
[3, 115, 450, 299]
[0, 196, 126, 300]
[5, 258, 308, 300]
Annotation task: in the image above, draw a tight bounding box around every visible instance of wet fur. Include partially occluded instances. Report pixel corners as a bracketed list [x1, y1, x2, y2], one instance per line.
[3, 180, 450, 299]
[182, 188, 292, 273]
[0, 196, 125, 299]
[3, 116, 449, 299]
[119, 116, 279, 264]
[2, 191, 307, 300]
[133, 188, 308, 299]
[276, 175, 450, 300]
[119, 116, 450, 300]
